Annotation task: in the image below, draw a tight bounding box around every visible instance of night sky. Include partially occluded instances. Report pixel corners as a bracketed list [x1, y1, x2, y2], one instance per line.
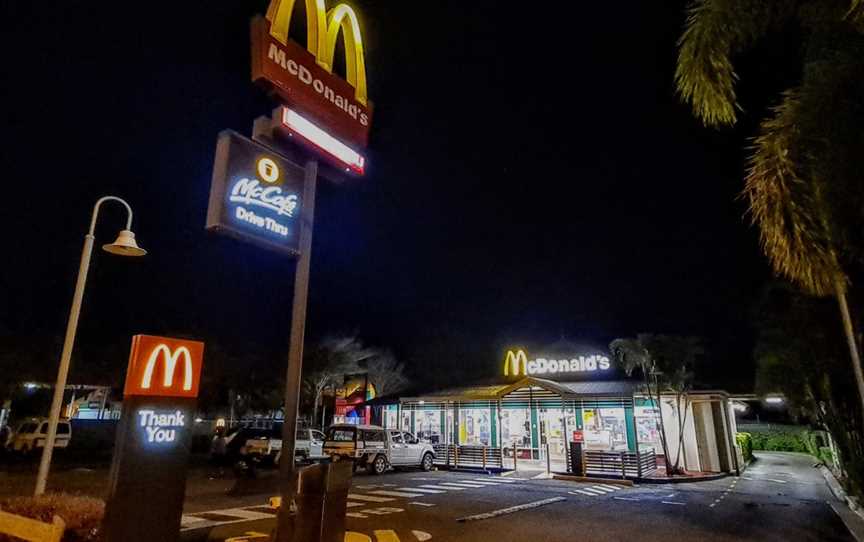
[1, 1, 793, 394]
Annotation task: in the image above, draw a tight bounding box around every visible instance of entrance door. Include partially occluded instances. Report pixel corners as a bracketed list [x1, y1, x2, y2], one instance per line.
[539, 408, 566, 470]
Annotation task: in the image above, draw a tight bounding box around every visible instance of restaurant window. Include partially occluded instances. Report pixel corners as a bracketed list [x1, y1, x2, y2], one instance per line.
[384, 405, 399, 429]
[582, 408, 628, 451]
[500, 408, 531, 448]
[415, 409, 442, 444]
[635, 403, 662, 452]
[458, 408, 491, 446]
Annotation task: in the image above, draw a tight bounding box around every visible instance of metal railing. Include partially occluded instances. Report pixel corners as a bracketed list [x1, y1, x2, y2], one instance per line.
[578, 448, 656, 478]
[433, 444, 503, 469]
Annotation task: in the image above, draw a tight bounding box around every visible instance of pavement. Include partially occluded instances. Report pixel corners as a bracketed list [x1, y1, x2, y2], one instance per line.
[2, 451, 857, 541]
[178, 452, 858, 541]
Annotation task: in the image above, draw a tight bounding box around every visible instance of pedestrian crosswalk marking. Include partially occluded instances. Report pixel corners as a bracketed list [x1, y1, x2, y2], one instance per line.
[399, 487, 444, 494]
[348, 502, 365, 508]
[485, 477, 516, 483]
[438, 482, 486, 488]
[409, 502, 436, 507]
[348, 494, 397, 503]
[369, 490, 426, 498]
[419, 484, 465, 491]
[462, 480, 499, 485]
[591, 486, 616, 493]
[570, 489, 599, 496]
[598, 484, 622, 490]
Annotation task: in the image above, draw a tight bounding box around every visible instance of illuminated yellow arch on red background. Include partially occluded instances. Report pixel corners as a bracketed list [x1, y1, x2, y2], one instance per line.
[266, 0, 368, 106]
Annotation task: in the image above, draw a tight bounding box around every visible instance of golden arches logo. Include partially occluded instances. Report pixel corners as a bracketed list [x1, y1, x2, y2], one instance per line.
[266, 0, 368, 106]
[503, 349, 528, 377]
[141, 344, 194, 391]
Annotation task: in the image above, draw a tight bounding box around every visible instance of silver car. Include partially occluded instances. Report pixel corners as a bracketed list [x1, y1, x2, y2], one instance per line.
[323, 424, 436, 475]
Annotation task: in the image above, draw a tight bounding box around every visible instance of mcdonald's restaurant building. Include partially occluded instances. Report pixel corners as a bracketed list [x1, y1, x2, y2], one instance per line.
[369, 341, 742, 477]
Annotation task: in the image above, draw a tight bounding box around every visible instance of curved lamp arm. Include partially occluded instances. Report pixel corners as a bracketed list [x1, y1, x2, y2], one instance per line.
[89, 196, 133, 235]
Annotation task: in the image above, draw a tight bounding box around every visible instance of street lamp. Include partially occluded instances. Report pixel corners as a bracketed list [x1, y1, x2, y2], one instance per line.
[34, 196, 146, 496]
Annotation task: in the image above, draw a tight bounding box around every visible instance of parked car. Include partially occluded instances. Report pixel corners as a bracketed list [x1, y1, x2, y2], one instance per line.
[6, 418, 72, 455]
[244, 427, 326, 465]
[323, 424, 436, 475]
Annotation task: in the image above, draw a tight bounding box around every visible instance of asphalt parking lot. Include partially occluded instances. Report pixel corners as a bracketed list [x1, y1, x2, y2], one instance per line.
[180, 452, 857, 542]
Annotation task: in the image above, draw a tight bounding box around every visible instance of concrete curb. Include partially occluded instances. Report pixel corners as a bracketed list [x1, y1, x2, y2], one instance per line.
[819, 464, 864, 542]
[552, 474, 633, 487]
[634, 472, 729, 484]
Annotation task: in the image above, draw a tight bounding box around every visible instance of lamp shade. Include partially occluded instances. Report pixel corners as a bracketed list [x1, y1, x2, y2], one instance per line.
[103, 230, 147, 257]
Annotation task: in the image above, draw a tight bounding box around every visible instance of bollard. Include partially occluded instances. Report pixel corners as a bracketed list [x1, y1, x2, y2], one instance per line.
[482, 446, 487, 470]
[545, 443, 551, 474]
[513, 443, 518, 472]
[454, 445, 459, 467]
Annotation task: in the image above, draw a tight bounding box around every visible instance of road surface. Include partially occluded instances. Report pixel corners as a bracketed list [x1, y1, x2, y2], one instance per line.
[178, 452, 855, 541]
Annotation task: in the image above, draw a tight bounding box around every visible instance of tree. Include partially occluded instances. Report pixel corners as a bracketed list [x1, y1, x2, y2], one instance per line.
[676, 0, 864, 415]
[754, 281, 864, 494]
[611, 334, 703, 474]
[364, 350, 408, 397]
[302, 336, 374, 425]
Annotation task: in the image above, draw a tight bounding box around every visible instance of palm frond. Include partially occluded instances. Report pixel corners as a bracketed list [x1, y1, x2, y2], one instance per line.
[743, 89, 845, 296]
[675, 0, 795, 127]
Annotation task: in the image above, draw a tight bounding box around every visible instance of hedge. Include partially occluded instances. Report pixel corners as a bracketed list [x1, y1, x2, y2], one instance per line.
[736, 432, 754, 462]
[743, 426, 833, 465]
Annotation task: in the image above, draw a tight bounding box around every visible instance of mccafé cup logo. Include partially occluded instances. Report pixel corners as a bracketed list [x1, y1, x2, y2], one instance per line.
[124, 335, 204, 398]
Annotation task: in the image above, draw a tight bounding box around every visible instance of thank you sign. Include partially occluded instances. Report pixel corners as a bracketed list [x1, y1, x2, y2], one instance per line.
[206, 130, 306, 255]
[103, 335, 205, 542]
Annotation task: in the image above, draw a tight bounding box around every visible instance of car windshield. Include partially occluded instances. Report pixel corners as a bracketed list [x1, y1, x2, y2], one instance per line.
[326, 427, 356, 442]
[18, 423, 38, 434]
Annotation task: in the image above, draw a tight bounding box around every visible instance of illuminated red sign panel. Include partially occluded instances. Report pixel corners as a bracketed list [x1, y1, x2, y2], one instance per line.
[123, 335, 204, 398]
[251, 16, 372, 151]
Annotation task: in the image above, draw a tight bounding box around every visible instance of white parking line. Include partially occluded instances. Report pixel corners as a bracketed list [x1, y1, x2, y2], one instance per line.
[591, 486, 616, 493]
[457, 497, 566, 522]
[399, 487, 445, 494]
[368, 490, 427, 498]
[570, 489, 602, 496]
[347, 494, 396, 503]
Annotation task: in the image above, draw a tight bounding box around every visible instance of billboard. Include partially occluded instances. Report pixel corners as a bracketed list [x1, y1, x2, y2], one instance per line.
[250, 0, 373, 151]
[206, 130, 307, 255]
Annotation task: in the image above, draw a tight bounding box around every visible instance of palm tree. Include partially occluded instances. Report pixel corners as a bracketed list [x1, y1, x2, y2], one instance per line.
[675, 0, 864, 415]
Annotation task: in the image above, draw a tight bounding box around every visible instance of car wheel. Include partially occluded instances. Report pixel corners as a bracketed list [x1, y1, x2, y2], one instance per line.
[367, 455, 388, 475]
[421, 452, 434, 472]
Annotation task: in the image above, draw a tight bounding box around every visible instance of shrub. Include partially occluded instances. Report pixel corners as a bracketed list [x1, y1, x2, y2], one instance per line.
[736, 432, 754, 462]
[0, 494, 104, 542]
[819, 446, 836, 467]
[749, 428, 809, 453]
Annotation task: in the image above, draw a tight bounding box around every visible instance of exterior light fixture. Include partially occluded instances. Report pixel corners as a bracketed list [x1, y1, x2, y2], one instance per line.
[280, 107, 366, 174]
[35, 196, 146, 496]
[765, 397, 784, 404]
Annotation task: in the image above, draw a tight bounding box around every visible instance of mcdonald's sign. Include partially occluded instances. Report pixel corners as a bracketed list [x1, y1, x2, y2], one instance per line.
[123, 335, 204, 398]
[251, 0, 373, 151]
[503, 349, 611, 377]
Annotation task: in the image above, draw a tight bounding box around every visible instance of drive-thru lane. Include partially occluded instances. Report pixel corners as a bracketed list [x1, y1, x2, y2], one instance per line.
[182, 452, 854, 541]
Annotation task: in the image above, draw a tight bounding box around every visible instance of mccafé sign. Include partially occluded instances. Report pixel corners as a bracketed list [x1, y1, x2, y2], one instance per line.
[124, 335, 204, 398]
[504, 349, 611, 377]
[251, 0, 373, 150]
[206, 130, 306, 255]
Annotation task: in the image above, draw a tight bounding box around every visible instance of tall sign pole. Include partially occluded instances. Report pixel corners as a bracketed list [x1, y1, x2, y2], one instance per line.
[277, 158, 318, 540]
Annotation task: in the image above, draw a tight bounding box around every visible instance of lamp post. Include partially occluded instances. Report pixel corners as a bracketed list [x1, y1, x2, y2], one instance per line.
[34, 196, 146, 496]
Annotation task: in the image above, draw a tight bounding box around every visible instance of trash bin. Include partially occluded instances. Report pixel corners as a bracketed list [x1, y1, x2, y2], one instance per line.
[292, 461, 353, 542]
[569, 442, 584, 476]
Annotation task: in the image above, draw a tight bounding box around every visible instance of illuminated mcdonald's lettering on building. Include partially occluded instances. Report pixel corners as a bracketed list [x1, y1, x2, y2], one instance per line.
[140, 344, 194, 391]
[265, 0, 368, 106]
[504, 349, 611, 377]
